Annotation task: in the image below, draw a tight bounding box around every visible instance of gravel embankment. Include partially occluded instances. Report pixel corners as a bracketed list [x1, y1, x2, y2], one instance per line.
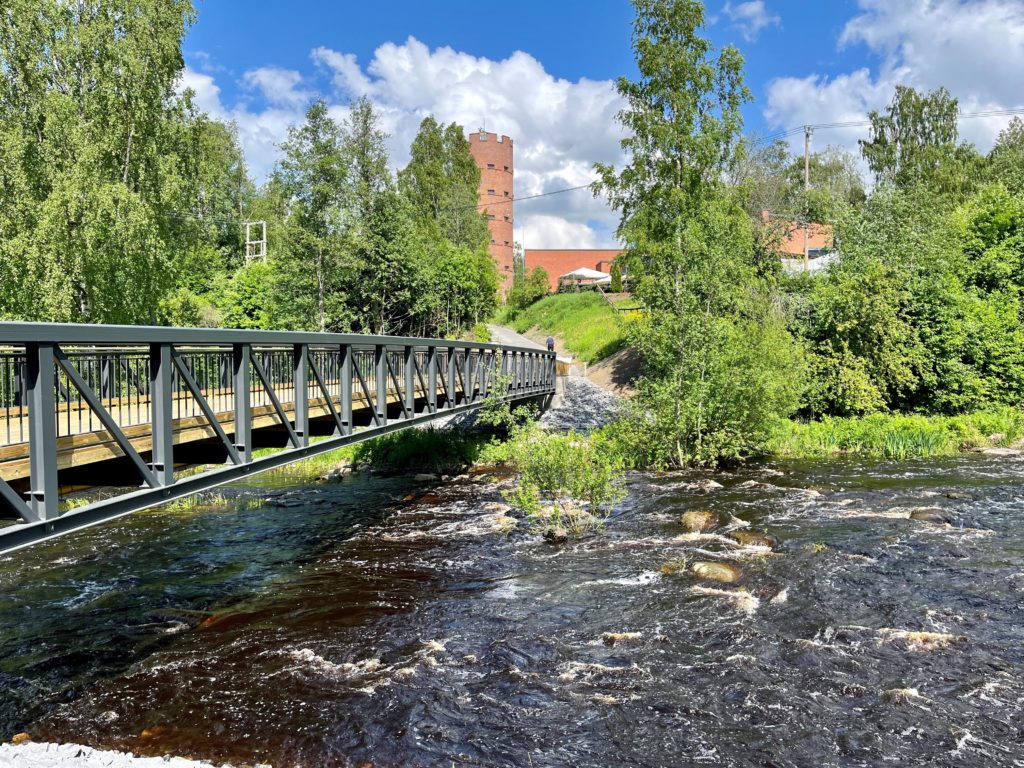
[539, 375, 622, 432]
[0, 742, 245, 768]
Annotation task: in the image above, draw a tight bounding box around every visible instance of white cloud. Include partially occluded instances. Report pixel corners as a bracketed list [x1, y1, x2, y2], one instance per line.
[311, 47, 372, 98]
[518, 214, 600, 249]
[184, 37, 626, 247]
[723, 1, 780, 42]
[242, 67, 311, 108]
[765, 0, 1024, 160]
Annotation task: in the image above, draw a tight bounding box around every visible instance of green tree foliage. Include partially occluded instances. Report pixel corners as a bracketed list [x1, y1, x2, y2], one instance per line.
[732, 139, 864, 272]
[271, 100, 349, 332]
[596, 0, 803, 466]
[610, 262, 623, 292]
[399, 117, 491, 250]
[860, 86, 985, 198]
[0, 0, 203, 323]
[507, 267, 550, 311]
[796, 182, 1024, 417]
[988, 117, 1024, 195]
[398, 116, 498, 336]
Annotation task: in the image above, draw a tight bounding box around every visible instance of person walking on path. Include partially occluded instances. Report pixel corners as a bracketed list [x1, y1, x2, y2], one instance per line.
[546, 336, 555, 353]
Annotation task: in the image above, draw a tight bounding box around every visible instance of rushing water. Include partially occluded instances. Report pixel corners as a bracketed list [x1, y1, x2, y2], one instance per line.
[0, 455, 1023, 767]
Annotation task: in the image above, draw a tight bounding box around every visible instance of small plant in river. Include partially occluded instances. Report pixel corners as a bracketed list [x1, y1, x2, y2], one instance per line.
[660, 556, 691, 575]
[502, 423, 625, 538]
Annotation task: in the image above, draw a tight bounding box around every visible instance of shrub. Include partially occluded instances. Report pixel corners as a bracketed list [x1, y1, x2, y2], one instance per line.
[472, 322, 491, 342]
[503, 424, 625, 536]
[353, 428, 485, 474]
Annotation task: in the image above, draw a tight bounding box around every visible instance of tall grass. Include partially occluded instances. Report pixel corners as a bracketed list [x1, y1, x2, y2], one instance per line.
[768, 407, 1024, 459]
[352, 427, 488, 474]
[506, 292, 626, 363]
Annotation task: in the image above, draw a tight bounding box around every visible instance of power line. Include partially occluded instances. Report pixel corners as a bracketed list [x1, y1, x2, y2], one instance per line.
[467, 183, 594, 212]
[753, 106, 1024, 147]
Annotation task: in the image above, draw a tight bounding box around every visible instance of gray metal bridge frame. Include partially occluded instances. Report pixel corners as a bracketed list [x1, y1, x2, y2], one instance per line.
[0, 323, 555, 555]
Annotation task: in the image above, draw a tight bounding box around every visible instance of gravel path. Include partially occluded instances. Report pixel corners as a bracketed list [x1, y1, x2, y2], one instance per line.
[486, 324, 545, 350]
[0, 742, 246, 767]
[539, 375, 622, 432]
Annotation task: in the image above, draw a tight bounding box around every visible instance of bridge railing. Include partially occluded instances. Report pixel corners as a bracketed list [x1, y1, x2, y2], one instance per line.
[0, 323, 555, 552]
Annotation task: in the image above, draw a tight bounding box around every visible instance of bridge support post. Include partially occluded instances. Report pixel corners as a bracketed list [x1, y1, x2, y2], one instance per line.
[404, 346, 415, 419]
[100, 355, 113, 400]
[374, 345, 387, 426]
[466, 351, 475, 403]
[26, 343, 58, 522]
[427, 346, 437, 413]
[293, 344, 309, 447]
[446, 351, 456, 409]
[481, 350, 490, 399]
[149, 343, 174, 486]
[339, 344, 352, 436]
[233, 343, 251, 463]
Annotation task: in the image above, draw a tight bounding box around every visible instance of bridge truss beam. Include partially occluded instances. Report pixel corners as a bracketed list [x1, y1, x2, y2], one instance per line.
[0, 323, 555, 555]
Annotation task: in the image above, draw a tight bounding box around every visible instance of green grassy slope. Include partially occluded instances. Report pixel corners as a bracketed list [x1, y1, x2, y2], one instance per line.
[509, 292, 626, 363]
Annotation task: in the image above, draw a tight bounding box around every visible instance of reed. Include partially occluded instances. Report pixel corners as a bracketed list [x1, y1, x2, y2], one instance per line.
[768, 407, 1024, 459]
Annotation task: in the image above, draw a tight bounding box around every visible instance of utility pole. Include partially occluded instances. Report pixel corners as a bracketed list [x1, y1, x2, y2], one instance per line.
[803, 125, 812, 272]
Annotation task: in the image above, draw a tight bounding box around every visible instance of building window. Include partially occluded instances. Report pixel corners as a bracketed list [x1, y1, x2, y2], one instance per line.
[504, 166, 509, 171]
[487, 214, 495, 220]
[503, 215, 510, 222]
[487, 189, 495, 195]
[491, 239, 496, 244]
[487, 163, 495, 169]
[504, 241, 510, 246]
[504, 191, 509, 197]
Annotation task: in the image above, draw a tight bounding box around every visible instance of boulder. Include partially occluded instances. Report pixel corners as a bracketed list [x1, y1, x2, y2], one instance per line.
[690, 561, 742, 583]
[543, 526, 569, 544]
[680, 510, 718, 532]
[909, 509, 956, 525]
[601, 631, 643, 647]
[728, 531, 780, 549]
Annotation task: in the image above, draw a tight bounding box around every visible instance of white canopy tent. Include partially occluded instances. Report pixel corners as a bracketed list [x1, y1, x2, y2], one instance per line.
[558, 267, 611, 287]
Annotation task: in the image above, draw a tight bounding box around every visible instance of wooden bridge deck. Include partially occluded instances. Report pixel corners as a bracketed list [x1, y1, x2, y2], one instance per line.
[0, 381, 441, 483]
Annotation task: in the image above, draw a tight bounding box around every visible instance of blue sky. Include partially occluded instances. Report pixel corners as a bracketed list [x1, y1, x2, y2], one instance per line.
[182, 0, 1024, 247]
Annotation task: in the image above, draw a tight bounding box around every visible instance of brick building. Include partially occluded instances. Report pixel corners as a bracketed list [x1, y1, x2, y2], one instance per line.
[467, 128, 624, 294]
[524, 249, 624, 292]
[467, 130, 515, 291]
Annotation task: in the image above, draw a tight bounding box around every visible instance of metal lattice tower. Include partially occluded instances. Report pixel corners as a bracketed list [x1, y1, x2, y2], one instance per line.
[244, 221, 267, 261]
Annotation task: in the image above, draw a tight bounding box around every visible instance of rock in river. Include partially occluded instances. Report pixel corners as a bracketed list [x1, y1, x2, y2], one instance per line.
[680, 510, 718, 533]
[909, 508, 957, 525]
[728, 531, 780, 549]
[690, 561, 742, 583]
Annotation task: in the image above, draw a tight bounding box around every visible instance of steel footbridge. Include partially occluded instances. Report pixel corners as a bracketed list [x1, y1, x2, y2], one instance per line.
[0, 323, 555, 554]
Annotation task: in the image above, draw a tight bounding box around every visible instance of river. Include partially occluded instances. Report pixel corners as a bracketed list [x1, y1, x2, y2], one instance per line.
[0, 454, 1022, 767]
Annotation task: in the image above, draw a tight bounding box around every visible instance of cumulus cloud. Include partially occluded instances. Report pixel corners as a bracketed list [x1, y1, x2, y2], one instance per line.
[242, 67, 312, 108]
[180, 37, 626, 248]
[765, 0, 1024, 159]
[723, 1, 780, 41]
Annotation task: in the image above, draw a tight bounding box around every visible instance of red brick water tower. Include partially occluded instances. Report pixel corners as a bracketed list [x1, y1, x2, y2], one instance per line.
[467, 130, 514, 293]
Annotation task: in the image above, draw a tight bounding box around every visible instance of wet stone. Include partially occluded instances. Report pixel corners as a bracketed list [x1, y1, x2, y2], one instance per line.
[909, 509, 957, 525]
[728, 531, 780, 549]
[601, 632, 643, 647]
[680, 510, 718, 533]
[690, 561, 742, 583]
[543, 527, 569, 544]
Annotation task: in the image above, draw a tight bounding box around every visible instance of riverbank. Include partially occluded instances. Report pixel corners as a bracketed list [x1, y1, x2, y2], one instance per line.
[767, 408, 1024, 460]
[0, 741, 244, 767]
